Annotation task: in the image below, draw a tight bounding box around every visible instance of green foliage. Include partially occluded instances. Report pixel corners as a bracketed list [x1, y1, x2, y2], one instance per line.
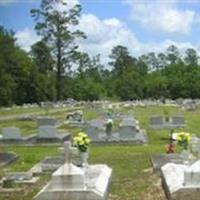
[31, 0, 86, 100]
[2, 19, 200, 105]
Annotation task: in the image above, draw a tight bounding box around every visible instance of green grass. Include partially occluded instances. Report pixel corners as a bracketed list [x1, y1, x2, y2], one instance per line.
[1, 105, 200, 199]
[0, 146, 58, 178]
[0, 107, 43, 116]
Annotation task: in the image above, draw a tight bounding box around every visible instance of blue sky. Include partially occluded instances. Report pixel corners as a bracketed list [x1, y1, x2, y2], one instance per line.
[0, 0, 200, 64]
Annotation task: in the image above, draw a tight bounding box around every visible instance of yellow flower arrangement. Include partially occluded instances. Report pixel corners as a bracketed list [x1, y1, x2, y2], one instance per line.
[73, 132, 90, 152]
[176, 132, 191, 150]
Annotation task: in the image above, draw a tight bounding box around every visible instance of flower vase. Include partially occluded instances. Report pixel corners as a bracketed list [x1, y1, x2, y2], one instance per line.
[106, 123, 113, 139]
[80, 151, 88, 166]
[180, 149, 190, 164]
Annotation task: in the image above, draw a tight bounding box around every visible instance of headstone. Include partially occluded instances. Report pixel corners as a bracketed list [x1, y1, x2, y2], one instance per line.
[38, 126, 57, 139]
[149, 116, 164, 129]
[85, 119, 106, 142]
[171, 116, 185, 128]
[34, 142, 112, 200]
[86, 128, 103, 142]
[88, 119, 105, 129]
[162, 160, 200, 200]
[118, 117, 147, 143]
[37, 125, 70, 142]
[151, 153, 187, 173]
[150, 116, 186, 129]
[5, 172, 32, 181]
[120, 117, 138, 128]
[2, 127, 22, 140]
[119, 126, 138, 139]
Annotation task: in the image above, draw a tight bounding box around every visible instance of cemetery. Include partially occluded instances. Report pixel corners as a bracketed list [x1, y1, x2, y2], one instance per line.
[0, 102, 200, 200]
[1, 0, 200, 199]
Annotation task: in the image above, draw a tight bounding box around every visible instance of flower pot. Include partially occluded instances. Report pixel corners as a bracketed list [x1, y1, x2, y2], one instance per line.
[180, 149, 190, 164]
[80, 151, 88, 166]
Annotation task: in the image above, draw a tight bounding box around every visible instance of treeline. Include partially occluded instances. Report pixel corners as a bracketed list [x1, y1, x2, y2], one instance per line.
[0, 0, 200, 106]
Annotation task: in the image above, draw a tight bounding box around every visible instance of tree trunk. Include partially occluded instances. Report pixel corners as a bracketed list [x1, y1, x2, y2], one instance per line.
[56, 24, 62, 101]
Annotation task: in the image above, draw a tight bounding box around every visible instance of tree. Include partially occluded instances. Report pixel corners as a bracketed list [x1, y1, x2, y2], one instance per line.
[109, 45, 137, 75]
[184, 48, 199, 67]
[166, 45, 180, 65]
[0, 26, 16, 106]
[157, 53, 167, 69]
[31, 0, 86, 100]
[31, 40, 54, 73]
[146, 52, 159, 71]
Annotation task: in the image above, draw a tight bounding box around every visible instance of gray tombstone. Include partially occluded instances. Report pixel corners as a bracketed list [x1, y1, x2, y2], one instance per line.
[38, 126, 58, 139]
[86, 128, 102, 142]
[88, 119, 105, 129]
[118, 126, 138, 140]
[5, 172, 32, 181]
[37, 125, 70, 142]
[171, 116, 185, 127]
[85, 119, 106, 142]
[149, 116, 164, 129]
[120, 117, 138, 128]
[2, 127, 22, 140]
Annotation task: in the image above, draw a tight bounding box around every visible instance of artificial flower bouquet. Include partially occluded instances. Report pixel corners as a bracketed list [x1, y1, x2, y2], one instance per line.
[73, 132, 90, 152]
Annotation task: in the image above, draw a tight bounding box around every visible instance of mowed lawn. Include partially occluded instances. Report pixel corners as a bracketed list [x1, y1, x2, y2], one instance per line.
[1, 105, 200, 200]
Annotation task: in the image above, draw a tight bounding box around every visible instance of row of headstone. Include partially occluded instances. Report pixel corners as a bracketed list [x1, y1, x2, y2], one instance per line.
[85, 116, 147, 143]
[149, 116, 185, 129]
[0, 126, 70, 143]
[0, 127, 35, 142]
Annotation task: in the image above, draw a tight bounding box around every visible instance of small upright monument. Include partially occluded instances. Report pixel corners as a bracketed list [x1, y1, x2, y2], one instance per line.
[34, 141, 112, 200]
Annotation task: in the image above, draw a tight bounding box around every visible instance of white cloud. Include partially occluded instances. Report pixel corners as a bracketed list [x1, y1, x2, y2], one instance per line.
[15, 9, 200, 66]
[78, 14, 141, 64]
[15, 28, 40, 51]
[50, 0, 79, 13]
[77, 13, 200, 66]
[124, 0, 198, 34]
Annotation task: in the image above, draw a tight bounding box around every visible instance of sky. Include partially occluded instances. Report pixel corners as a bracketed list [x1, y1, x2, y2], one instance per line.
[1, 0, 200, 65]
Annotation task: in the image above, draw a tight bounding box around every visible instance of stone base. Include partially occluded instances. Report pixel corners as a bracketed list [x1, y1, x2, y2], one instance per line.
[0, 152, 18, 167]
[161, 161, 200, 200]
[34, 164, 112, 200]
[150, 153, 190, 173]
